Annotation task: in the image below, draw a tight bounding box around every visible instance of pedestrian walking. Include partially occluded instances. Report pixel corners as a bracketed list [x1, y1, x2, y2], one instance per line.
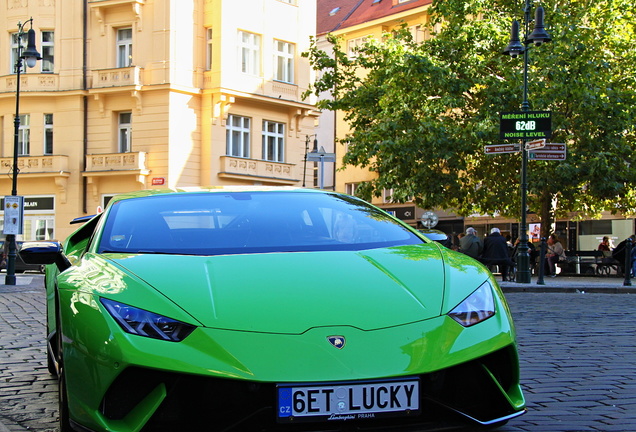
[481, 228, 513, 281]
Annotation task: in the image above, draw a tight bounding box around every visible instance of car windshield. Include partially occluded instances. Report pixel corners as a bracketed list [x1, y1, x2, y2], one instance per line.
[97, 191, 423, 255]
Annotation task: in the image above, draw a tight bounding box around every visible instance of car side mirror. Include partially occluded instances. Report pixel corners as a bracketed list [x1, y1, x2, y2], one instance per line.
[19, 241, 71, 272]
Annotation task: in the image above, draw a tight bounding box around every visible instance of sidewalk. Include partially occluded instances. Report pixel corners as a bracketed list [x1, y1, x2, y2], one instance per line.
[498, 274, 636, 293]
[0, 274, 44, 293]
[2, 272, 636, 294]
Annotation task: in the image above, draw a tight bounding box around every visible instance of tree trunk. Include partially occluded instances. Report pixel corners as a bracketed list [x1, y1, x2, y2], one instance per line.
[539, 191, 556, 239]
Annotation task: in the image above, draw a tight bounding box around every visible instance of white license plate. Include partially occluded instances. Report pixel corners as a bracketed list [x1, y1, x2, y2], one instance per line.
[277, 378, 420, 422]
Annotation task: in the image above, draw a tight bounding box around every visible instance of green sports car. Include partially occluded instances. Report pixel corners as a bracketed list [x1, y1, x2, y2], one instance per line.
[21, 187, 525, 432]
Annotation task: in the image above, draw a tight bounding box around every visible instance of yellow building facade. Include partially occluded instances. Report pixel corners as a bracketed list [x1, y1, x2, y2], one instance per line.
[325, 1, 432, 212]
[1, 0, 318, 241]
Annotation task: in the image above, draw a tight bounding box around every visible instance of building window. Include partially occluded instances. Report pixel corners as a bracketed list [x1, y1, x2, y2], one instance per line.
[10, 32, 28, 73]
[226, 115, 251, 158]
[345, 183, 359, 196]
[18, 114, 30, 155]
[118, 112, 132, 152]
[238, 31, 260, 75]
[206, 28, 213, 71]
[408, 24, 426, 43]
[383, 189, 395, 203]
[41, 31, 54, 73]
[44, 114, 53, 154]
[262, 121, 285, 162]
[273, 40, 294, 83]
[579, 220, 613, 236]
[347, 37, 368, 59]
[117, 28, 133, 68]
[35, 218, 55, 240]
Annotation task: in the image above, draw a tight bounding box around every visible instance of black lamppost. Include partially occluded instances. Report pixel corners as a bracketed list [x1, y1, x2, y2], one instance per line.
[302, 134, 317, 187]
[503, 1, 551, 284]
[5, 18, 41, 286]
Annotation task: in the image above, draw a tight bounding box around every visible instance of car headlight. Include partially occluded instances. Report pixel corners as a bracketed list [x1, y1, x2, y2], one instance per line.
[447, 282, 496, 327]
[101, 298, 195, 342]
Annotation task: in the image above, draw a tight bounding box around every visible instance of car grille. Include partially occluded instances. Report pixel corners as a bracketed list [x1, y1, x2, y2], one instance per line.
[99, 346, 521, 432]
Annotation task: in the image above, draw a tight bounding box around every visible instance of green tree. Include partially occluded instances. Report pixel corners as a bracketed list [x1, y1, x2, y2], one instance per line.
[303, 0, 636, 237]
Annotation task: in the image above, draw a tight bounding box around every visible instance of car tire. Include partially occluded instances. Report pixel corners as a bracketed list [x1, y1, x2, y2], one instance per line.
[58, 367, 73, 432]
[46, 333, 57, 375]
[57, 303, 72, 432]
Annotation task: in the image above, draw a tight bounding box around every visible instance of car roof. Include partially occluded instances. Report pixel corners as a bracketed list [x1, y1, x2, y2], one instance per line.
[105, 186, 321, 207]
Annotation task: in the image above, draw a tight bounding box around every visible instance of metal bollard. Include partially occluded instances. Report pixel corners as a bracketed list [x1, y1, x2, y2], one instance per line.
[537, 237, 546, 285]
[624, 238, 632, 286]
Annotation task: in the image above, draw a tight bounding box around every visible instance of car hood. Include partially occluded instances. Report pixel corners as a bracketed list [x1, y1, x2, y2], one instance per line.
[107, 245, 452, 333]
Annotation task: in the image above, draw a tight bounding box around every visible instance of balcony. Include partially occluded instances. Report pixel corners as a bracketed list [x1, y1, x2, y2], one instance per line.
[83, 152, 149, 200]
[84, 152, 148, 174]
[0, 155, 71, 202]
[91, 67, 143, 89]
[2, 73, 59, 92]
[0, 154, 69, 175]
[219, 156, 298, 185]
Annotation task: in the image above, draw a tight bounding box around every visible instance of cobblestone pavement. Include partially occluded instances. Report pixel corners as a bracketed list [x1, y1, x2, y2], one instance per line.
[0, 277, 57, 432]
[0, 276, 635, 432]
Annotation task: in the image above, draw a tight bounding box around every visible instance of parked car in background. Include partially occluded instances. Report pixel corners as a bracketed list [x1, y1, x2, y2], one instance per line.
[21, 187, 525, 432]
[0, 240, 45, 273]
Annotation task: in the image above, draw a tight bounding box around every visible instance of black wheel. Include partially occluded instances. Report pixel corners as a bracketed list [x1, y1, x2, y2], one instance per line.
[46, 333, 57, 375]
[47, 293, 62, 375]
[52, 296, 73, 432]
[58, 367, 73, 432]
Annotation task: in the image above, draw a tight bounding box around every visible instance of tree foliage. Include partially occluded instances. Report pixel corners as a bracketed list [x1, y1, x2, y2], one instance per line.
[303, 0, 636, 233]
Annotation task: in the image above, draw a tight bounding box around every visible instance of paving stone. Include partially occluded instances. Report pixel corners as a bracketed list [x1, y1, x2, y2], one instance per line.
[2, 278, 636, 432]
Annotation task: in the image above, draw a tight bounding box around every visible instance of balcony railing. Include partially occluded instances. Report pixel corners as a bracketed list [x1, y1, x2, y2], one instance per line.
[91, 67, 143, 89]
[0, 155, 68, 175]
[85, 152, 148, 174]
[2, 73, 59, 92]
[219, 156, 298, 184]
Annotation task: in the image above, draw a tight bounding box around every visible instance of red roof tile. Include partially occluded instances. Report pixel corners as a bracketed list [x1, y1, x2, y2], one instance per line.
[341, 0, 432, 29]
[317, 0, 365, 35]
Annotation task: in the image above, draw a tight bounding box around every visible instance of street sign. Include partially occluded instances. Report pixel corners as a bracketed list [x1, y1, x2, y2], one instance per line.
[529, 143, 566, 160]
[526, 138, 546, 150]
[306, 152, 336, 162]
[529, 152, 566, 161]
[543, 143, 566, 151]
[306, 146, 336, 162]
[485, 143, 520, 154]
[500, 111, 552, 140]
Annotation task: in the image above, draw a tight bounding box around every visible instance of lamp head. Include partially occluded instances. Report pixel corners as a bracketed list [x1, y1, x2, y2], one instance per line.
[527, 6, 551, 46]
[503, 20, 524, 58]
[21, 28, 42, 68]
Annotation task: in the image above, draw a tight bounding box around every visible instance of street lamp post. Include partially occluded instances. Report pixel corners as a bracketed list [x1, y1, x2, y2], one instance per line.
[503, 1, 551, 284]
[5, 18, 41, 286]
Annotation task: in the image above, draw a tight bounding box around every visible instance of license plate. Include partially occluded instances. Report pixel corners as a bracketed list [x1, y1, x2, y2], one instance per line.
[277, 378, 420, 422]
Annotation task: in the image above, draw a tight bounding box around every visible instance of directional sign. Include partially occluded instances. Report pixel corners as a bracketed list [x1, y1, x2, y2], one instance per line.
[485, 143, 520, 154]
[529, 143, 566, 161]
[306, 146, 336, 162]
[500, 111, 552, 140]
[526, 139, 546, 151]
[543, 143, 566, 152]
[529, 152, 566, 161]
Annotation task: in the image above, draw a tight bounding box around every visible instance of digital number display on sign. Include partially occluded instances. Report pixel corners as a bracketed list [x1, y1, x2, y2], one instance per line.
[500, 111, 551, 139]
